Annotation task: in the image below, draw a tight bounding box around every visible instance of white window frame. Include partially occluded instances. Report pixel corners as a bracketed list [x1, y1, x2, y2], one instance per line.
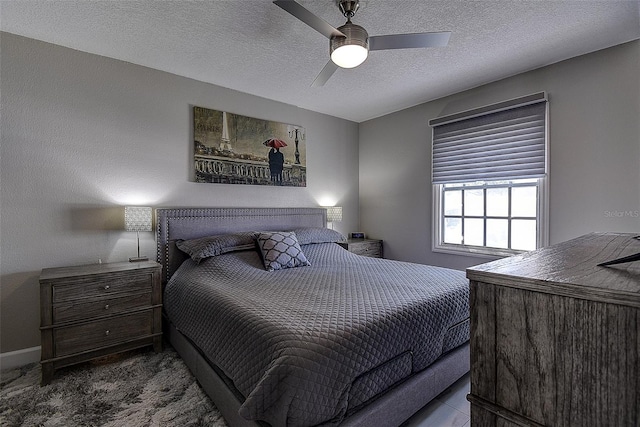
[432, 178, 549, 258]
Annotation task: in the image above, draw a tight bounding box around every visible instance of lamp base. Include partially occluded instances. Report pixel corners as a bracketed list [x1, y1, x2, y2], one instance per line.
[129, 256, 149, 263]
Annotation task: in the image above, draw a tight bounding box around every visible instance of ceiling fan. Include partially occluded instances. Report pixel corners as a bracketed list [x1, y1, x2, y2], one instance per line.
[273, 0, 451, 86]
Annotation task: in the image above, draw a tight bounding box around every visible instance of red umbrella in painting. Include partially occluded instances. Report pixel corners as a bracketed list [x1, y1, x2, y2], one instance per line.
[263, 138, 288, 148]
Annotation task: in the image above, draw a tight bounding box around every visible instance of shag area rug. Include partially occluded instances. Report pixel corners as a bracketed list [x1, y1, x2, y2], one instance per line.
[0, 348, 228, 427]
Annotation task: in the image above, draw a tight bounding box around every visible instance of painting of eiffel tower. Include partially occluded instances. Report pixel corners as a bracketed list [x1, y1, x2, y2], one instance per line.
[193, 106, 306, 186]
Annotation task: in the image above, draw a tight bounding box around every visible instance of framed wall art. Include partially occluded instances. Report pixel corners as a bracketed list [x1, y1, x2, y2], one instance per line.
[193, 106, 306, 186]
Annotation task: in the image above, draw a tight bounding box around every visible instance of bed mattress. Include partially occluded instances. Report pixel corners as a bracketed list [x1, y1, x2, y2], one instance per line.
[164, 242, 469, 426]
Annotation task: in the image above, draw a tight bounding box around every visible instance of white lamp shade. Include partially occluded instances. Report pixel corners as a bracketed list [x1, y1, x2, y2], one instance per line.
[325, 206, 343, 223]
[124, 207, 152, 232]
[331, 44, 368, 68]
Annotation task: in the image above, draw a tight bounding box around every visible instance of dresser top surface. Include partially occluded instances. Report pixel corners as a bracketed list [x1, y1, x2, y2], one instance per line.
[41, 260, 160, 281]
[467, 233, 640, 296]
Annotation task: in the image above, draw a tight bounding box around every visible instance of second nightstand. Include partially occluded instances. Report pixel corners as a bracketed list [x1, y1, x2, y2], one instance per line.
[39, 260, 162, 385]
[338, 238, 383, 258]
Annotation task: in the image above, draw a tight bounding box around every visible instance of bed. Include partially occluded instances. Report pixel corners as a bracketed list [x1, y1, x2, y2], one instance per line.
[157, 207, 470, 427]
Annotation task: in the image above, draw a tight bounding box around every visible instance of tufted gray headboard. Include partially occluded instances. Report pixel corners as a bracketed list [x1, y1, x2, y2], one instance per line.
[155, 207, 326, 283]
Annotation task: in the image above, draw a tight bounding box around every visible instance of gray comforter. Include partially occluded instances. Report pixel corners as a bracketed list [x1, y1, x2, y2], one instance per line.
[164, 242, 469, 427]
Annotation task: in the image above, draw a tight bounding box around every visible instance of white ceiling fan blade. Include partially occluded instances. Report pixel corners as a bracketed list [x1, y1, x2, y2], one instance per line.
[369, 32, 451, 51]
[273, 0, 345, 39]
[312, 61, 339, 87]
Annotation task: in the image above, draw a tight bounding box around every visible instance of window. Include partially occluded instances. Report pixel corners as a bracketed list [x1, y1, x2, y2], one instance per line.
[429, 93, 548, 257]
[435, 179, 545, 256]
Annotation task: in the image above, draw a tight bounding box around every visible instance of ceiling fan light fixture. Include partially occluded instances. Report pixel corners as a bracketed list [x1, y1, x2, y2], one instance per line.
[331, 44, 368, 68]
[330, 22, 369, 68]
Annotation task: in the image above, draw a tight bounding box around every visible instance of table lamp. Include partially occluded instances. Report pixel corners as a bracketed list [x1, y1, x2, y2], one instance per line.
[125, 206, 152, 262]
[324, 206, 342, 230]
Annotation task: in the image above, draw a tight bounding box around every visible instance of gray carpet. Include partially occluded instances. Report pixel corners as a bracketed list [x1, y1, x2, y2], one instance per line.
[0, 348, 228, 427]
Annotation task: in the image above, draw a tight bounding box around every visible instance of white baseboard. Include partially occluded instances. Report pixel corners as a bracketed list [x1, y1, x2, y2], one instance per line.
[0, 346, 41, 371]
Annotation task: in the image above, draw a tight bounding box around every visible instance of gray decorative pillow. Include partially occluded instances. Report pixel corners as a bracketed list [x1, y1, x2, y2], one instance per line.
[176, 232, 256, 264]
[254, 231, 311, 271]
[293, 227, 346, 245]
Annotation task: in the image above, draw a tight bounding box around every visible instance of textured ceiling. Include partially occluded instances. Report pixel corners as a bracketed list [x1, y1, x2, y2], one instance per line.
[1, 0, 639, 122]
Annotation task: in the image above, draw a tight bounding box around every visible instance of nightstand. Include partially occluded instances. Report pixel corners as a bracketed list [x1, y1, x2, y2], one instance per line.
[338, 238, 383, 258]
[39, 260, 162, 385]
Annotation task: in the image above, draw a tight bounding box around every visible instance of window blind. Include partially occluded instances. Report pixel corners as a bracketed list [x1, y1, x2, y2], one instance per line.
[430, 94, 547, 184]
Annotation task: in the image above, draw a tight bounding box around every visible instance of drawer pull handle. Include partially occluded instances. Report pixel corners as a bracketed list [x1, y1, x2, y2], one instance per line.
[104, 285, 110, 290]
[105, 330, 110, 336]
[104, 304, 110, 310]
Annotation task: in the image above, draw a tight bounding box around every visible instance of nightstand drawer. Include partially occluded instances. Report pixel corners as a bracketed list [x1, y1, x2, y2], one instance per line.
[52, 274, 152, 303]
[53, 292, 153, 324]
[350, 241, 382, 257]
[338, 239, 383, 258]
[54, 311, 153, 357]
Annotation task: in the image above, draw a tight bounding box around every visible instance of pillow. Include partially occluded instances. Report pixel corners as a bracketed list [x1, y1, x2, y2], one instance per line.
[176, 232, 256, 263]
[293, 227, 346, 245]
[254, 231, 311, 271]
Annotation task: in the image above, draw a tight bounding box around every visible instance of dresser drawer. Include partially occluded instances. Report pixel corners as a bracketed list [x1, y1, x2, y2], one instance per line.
[52, 274, 152, 303]
[53, 292, 153, 324]
[54, 311, 153, 357]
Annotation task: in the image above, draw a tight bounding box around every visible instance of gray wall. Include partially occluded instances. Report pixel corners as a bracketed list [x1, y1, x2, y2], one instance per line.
[0, 33, 359, 354]
[359, 41, 640, 270]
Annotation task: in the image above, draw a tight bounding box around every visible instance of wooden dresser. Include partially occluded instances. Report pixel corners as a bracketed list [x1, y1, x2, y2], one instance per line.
[466, 233, 639, 426]
[40, 260, 162, 385]
[338, 238, 383, 258]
